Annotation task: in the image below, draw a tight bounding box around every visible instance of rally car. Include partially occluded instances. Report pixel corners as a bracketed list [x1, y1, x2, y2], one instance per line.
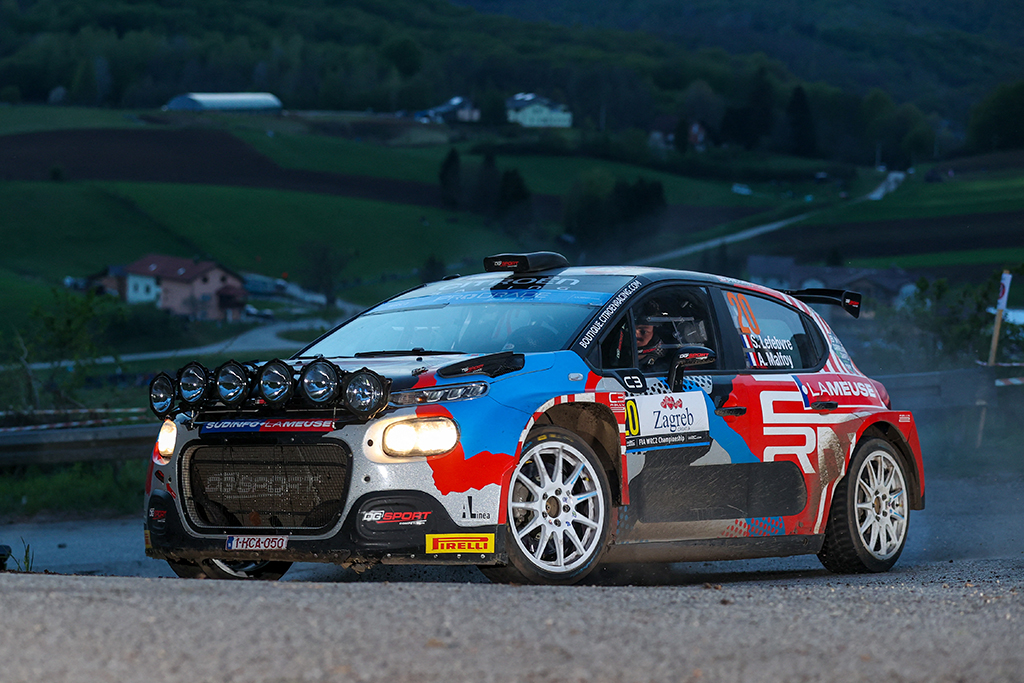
[145, 251, 924, 584]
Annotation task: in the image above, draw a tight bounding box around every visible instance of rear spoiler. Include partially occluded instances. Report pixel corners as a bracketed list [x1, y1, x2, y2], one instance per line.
[783, 288, 862, 318]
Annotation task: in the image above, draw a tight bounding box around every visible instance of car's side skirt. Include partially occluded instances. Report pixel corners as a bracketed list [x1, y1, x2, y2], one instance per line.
[603, 533, 824, 564]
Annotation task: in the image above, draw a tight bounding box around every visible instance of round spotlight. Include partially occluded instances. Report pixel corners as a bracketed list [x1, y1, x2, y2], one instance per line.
[215, 360, 250, 407]
[178, 362, 210, 406]
[299, 360, 340, 406]
[149, 373, 176, 417]
[344, 370, 386, 418]
[258, 360, 294, 406]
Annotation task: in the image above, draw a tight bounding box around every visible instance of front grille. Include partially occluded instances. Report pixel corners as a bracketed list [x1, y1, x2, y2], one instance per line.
[181, 442, 350, 533]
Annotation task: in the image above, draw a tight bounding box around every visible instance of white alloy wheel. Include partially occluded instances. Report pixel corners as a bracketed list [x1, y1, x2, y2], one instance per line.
[818, 438, 911, 573]
[853, 448, 908, 561]
[507, 430, 607, 578]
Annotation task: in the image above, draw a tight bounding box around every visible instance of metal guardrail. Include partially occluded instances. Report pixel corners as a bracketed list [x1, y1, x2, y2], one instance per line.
[0, 423, 157, 466]
[876, 366, 997, 411]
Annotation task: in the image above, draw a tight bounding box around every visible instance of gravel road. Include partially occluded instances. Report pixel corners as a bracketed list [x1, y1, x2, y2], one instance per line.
[1, 474, 1022, 683]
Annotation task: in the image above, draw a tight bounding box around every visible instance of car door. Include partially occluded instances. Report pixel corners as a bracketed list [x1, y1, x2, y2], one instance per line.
[595, 284, 779, 532]
[712, 287, 835, 537]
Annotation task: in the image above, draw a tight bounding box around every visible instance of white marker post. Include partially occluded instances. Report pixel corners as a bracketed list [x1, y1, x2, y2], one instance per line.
[988, 271, 1013, 366]
[978, 270, 1013, 447]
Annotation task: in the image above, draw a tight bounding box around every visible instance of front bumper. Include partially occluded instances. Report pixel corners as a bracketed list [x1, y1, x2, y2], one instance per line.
[145, 488, 504, 566]
[144, 416, 506, 567]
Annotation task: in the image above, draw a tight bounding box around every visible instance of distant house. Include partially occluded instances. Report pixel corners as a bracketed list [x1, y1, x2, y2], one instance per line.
[163, 92, 282, 112]
[687, 122, 708, 152]
[85, 264, 127, 299]
[415, 96, 481, 124]
[648, 115, 678, 152]
[506, 93, 572, 128]
[124, 254, 246, 322]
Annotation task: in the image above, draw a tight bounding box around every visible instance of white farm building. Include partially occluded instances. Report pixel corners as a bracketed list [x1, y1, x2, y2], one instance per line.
[506, 93, 572, 128]
[163, 92, 283, 112]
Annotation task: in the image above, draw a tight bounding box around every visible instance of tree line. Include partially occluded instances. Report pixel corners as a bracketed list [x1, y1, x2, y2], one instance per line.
[0, 0, 1019, 167]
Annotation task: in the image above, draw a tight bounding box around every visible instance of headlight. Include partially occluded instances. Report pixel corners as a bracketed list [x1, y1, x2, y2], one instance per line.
[149, 373, 176, 417]
[343, 370, 387, 418]
[299, 359, 340, 406]
[155, 419, 177, 464]
[215, 360, 250, 407]
[258, 359, 294, 406]
[391, 382, 488, 406]
[382, 417, 459, 457]
[178, 362, 209, 406]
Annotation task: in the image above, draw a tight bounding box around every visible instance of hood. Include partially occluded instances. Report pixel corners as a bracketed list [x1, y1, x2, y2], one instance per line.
[318, 350, 553, 393]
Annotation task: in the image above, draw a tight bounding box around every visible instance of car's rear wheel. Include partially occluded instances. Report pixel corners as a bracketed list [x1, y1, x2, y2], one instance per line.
[166, 558, 291, 580]
[482, 426, 610, 585]
[818, 438, 909, 573]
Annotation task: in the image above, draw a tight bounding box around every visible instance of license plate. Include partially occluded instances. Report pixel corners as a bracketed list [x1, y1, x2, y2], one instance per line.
[225, 535, 288, 551]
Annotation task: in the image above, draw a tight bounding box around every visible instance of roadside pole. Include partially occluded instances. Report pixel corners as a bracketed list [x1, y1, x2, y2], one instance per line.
[978, 270, 1013, 447]
[988, 271, 1013, 365]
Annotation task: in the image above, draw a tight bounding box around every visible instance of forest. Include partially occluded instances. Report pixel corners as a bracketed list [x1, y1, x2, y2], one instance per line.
[451, 0, 1024, 125]
[0, 0, 1022, 169]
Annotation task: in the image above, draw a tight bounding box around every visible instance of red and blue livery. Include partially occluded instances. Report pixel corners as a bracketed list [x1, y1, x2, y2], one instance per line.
[144, 252, 924, 584]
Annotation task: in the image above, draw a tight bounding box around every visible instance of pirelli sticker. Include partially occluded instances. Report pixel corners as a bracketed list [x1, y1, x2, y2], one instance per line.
[624, 393, 710, 451]
[426, 533, 495, 554]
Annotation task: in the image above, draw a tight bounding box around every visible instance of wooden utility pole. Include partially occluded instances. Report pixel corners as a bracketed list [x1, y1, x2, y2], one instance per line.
[978, 270, 1013, 447]
[987, 271, 1012, 365]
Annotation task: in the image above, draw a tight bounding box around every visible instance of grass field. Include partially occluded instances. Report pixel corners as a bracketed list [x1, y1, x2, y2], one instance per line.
[806, 174, 1024, 224]
[4, 107, 1024, 354]
[234, 127, 453, 185]
[0, 182, 195, 282]
[0, 268, 51, 335]
[0, 459, 149, 519]
[0, 105, 142, 135]
[0, 179, 519, 335]
[236, 126, 810, 206]
[103, 182, 517, 283]
[849, 248, 1024, 269]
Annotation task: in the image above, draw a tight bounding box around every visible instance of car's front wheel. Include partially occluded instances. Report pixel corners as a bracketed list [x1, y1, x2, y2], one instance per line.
[166, 558, 291, 581]
[818, 438, 910, 573]
[482, 426, 611, 585]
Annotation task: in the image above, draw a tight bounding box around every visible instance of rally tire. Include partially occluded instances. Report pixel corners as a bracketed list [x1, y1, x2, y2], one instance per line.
[818, 438, 910, 574]
[483, 426, 611, 585]
[166, 558, 205, 579]
[166, 558, 292, 580]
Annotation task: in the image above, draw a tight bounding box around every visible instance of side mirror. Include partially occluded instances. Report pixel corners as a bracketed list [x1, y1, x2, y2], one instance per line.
[669, 346, 716, 391]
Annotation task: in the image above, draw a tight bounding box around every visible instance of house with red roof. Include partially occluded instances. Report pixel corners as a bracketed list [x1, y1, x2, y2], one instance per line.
[124, 254, 246, 322]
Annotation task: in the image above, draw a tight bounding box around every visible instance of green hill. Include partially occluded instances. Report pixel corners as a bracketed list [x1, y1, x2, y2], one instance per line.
[450, 0, 1024, 124]
[0, 0, 962, 167]
[0, 177, 518, 333]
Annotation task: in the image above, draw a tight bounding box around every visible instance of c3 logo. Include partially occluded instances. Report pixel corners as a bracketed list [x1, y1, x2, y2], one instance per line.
[623, 374, 644, 390]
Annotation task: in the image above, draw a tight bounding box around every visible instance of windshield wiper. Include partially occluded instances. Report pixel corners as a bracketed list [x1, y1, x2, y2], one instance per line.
[354, 348, 464, 358]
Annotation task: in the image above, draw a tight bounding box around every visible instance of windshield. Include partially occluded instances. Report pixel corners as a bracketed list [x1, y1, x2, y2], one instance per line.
[303, 273, 635, 358]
